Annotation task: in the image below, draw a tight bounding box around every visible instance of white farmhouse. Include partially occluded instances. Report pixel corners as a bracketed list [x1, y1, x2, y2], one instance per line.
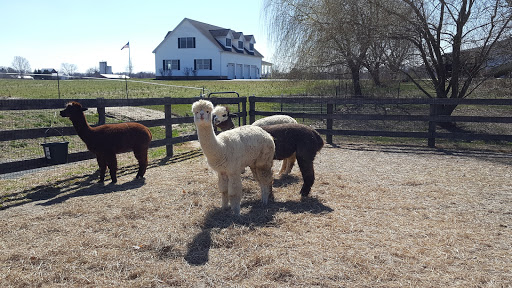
[153, 18, 263, 80]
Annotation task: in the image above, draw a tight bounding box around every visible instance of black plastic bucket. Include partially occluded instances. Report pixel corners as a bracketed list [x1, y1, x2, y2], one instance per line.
[41, 128, 69, 165]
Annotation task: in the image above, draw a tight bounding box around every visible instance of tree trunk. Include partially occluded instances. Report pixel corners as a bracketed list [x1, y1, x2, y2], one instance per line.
[433, 103, 459, 130]
[367, 63, 382, 87]
[349, 65, 363, 97]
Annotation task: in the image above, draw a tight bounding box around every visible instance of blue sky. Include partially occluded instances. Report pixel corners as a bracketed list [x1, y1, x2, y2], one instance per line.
[0, 0, 271, 73]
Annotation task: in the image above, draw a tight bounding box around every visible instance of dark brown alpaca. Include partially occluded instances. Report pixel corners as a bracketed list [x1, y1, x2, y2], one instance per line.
[60, 101, 152, 183]
[261, 123, 324, 199]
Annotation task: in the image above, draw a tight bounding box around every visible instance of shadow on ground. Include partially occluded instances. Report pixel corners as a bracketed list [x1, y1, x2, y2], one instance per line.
[185, 197, 333, 266]
[337, 143, 512, 166]
[0, 149, 203, 211]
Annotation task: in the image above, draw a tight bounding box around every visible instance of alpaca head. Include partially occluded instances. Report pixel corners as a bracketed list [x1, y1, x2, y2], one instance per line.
[212, 105, 230, 125]
[192, 100, 214, 126]
[212, 105, 237, 131]
[60, 101, 87, 118]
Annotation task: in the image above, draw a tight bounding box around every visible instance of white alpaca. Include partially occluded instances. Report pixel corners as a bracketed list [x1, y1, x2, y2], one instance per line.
[252, 115, 297, 127]
[192, 100, 275, 215]
[212, 106, 297, 176]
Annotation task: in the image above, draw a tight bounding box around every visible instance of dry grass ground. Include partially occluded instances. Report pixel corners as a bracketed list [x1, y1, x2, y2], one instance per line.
[1, 141, 511, 287]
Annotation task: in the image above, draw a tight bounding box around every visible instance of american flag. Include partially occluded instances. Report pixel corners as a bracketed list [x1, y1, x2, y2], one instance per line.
[121, 42, 129, 50]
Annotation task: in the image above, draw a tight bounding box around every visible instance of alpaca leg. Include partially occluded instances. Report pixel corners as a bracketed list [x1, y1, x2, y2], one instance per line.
[96, 155, 107, 182]
[297, 156, 315, 199]
[256, 166, 274, 205]
[227, 174, 242, 215]
[278, 159, 288, 177]
[218, 173, 229, 210]
[284, 153, 296, 175]
[106, 154, 118, 183]
[251, 166, 272, 202]
[133, 148, 149, 179]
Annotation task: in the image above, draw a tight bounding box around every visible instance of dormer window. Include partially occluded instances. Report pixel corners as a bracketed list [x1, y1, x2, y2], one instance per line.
[238, 41, 243, 49]
[249, 43, 254, 51]
[226, 38, 232, 47]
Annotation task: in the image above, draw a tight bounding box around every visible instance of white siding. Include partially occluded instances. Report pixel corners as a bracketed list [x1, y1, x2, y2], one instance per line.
[154, 19, 262, 79]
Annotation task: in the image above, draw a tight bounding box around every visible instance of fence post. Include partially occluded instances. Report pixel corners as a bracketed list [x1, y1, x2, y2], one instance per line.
[326, 102, 333, 144]
[97, 98, 106, 125]
[249, 96, 255, 124]
[428, 103, 437, 148]
[242, 97, 247, 126]
[164, 97, 173, 157]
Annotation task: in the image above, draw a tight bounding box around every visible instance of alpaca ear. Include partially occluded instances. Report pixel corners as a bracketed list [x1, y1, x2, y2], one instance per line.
[82, 107, 88, 111]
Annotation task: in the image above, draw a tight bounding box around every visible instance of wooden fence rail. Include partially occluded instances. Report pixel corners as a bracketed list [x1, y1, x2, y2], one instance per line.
[1, 96, 511, 175]
[248, 96, 512, 146]
[0, 97, 246, 174]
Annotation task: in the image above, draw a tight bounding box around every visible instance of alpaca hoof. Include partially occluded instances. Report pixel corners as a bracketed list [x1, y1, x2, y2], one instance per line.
[268, 192, 275, 202]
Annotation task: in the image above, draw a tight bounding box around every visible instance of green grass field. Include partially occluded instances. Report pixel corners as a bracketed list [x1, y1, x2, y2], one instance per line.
[0, 78, 340, 99]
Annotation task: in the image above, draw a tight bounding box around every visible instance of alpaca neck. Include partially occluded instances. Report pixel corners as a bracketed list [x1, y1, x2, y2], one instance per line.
[71, 113, 93, 140]
[197, 123, 223, 159]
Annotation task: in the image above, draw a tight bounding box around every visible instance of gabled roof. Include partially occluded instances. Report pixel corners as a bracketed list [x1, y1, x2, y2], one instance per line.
[209, 29, 231, 37]
[232, 31, 243, 39]
[41, 68, 57, 73]
[153, 18, 263, 58]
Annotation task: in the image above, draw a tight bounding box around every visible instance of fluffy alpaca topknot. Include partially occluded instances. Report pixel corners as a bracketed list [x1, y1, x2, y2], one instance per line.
[192, 99, 214, 113]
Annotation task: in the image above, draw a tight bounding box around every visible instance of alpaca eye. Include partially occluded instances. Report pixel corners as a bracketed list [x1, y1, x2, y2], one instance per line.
[222, 114, 227, 117]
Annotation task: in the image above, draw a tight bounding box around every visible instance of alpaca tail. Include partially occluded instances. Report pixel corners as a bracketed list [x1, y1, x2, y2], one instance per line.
[313, 129, 325, 152]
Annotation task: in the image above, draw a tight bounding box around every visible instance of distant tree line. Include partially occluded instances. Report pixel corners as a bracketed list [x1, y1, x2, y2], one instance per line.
[1, 56, 155, 79]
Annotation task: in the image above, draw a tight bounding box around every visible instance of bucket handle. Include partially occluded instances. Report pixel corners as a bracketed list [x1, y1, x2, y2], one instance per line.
[43, 127, 66, 144]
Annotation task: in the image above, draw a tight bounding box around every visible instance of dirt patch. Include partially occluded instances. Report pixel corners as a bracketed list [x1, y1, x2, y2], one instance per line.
[1, 142, 511, 287]
[86, 106, 165, 122]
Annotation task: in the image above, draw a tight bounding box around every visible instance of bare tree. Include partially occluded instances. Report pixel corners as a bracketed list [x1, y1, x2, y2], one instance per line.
[11, 56, 31, 75]
[85, 67, 100, 77]
[390, 0, 512, 117]
[60, 63, 78, 76]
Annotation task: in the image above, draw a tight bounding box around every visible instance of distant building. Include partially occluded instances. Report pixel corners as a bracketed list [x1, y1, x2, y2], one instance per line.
[443, 37, 512, 78]
[153, 18, 264, 80]
[100, 74, 129, 79]
[33, 68, 58, 80]
[99, 61, 113, 74]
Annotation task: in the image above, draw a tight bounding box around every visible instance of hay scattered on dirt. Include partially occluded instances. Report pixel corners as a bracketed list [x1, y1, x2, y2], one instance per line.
[1, 142, 511, 287]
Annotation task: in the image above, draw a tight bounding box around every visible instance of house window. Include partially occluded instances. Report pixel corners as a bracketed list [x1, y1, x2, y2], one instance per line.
[238, 41, 243, 49]
[164, 60, 180, 70]
[226, 38, 232, 47]
[194, 59, 212, 70]
[178, 37, 196, 48]
[249, 43, 254, 51]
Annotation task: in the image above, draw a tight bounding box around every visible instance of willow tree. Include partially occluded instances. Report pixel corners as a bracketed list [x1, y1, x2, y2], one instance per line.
[264, 0, 385, 96]
[390, 0, 512, 116]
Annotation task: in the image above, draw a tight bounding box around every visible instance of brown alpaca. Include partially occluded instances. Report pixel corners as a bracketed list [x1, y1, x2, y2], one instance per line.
[260, 123, 324, 199]
[60, 101, 152, 183]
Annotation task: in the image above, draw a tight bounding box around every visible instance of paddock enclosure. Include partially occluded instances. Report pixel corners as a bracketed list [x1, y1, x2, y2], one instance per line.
[1, 96, 511, 175]
[1, 140, 511, 287]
